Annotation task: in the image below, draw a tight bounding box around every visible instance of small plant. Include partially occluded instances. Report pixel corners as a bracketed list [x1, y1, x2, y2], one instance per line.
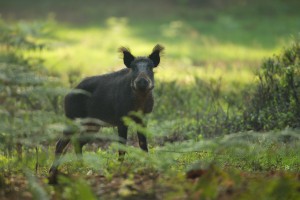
[243, 37, 300, 131]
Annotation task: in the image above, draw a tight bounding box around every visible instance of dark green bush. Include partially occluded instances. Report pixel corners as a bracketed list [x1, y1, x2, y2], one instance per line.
[243, 37, 300, 131]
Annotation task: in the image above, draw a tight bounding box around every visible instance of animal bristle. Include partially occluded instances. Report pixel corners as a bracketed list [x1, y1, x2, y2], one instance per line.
[118, 46, 131, 53]
[152, 44, 165, 54]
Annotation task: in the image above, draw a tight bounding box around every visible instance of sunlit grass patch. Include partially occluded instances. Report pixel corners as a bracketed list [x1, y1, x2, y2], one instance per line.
[34, 21, 285, 83]
[156, 64, 255, 86]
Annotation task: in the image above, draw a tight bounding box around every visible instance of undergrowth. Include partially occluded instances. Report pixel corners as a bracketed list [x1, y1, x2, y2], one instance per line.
[243, 37, 300, 130]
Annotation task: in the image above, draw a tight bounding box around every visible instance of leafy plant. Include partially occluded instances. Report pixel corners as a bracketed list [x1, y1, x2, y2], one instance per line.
[243, 37, 300, 131]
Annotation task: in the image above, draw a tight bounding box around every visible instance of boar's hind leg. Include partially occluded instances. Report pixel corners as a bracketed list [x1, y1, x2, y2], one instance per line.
[48, 129, 73, 184]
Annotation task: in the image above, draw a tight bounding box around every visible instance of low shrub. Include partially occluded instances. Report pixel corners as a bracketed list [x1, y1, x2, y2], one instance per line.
[243, 37, 300, 131]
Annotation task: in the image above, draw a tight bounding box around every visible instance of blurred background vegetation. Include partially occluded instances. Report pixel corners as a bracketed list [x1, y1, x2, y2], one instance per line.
[0, 0, 300, 199]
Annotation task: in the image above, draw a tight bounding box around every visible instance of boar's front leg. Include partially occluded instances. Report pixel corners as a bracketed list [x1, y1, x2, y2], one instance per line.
[117, 124, 128, 161]
[136, 120, 148, 152]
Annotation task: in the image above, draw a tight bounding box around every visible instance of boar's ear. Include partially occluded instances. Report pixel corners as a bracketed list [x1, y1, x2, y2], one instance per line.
[119, 47, 135, 68]
[148, 44, 165, 67]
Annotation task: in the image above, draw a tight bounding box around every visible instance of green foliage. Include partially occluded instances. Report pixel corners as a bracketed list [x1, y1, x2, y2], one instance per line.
[0, 19, 66, 163]
[244, 37, 300, 131]
[25, 170, 50, 200]
[54, 177, 96, 200]
[151, 77, 243, 142]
